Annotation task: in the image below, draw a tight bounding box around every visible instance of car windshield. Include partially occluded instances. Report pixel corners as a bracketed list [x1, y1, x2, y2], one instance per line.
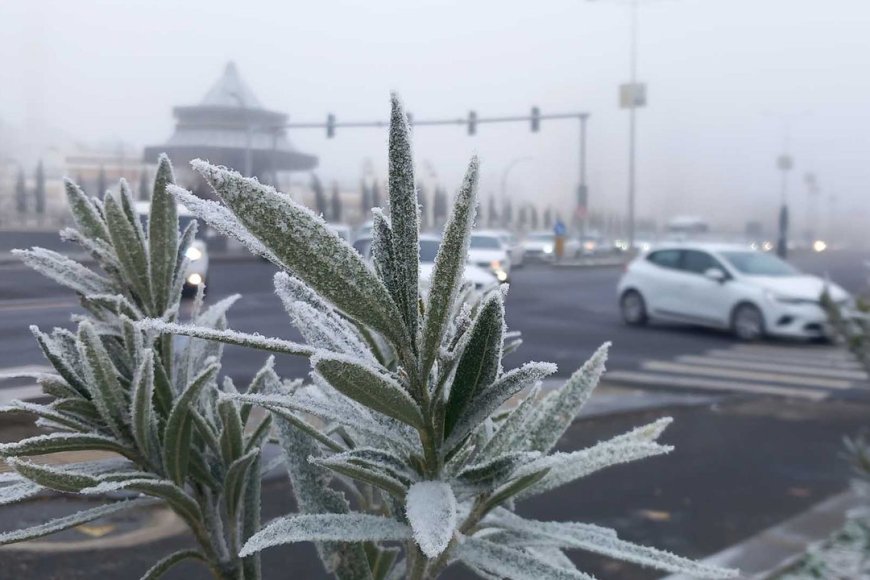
[527, 233, 552, 242]
[470, 236, 501, 249]
[419, 239, 440, 263]
[720, 251, 799, 276]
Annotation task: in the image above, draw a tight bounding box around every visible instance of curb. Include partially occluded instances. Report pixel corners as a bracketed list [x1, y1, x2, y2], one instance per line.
[661, 490, 862, 580]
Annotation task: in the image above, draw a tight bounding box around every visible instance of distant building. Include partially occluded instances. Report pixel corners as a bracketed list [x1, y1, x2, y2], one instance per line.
[144, 62, 317, 193]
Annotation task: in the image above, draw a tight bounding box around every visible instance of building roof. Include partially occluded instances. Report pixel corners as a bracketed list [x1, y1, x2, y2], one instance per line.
[144, 62, 317, 175]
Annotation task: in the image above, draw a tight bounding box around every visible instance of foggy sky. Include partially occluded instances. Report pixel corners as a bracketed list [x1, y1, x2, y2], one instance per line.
[1, 0, 869, 236]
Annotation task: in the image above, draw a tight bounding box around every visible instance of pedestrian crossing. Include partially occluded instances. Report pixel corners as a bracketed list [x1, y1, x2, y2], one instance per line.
[606, 343, 869, 401]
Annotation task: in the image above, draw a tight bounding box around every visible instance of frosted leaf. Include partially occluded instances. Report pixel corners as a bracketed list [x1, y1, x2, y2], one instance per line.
[311, 455, 408, 498]
[312, 352, 424, 429]
[13, 248, 113, 297]
[270, 394, 372, 578]
[479, 384, 542, 461]
[63, 178, 110, 243]
[240, 513, 411, 557]
[77, 321, 129, 441]
[0, 480, 43, 506]
[386, 93, 420, 341]
[444, 292, 505, 438]
[139, 319, 314, 357]
[454, 451, 540, 494]
[487, 516, 738, 578]
[0, 432, 132, 460]
[274, 272, 372, 359]
[189, 160, 407, 347]
[104, 192, 154, 312]
[405, 481, 457, 558]
[420, 156, 479, 379]
[167, 185, 280, 264]
[0, 498, 157, 546]
[445, 361, 556, 452]
[148, 154, 178, 315]
[515, 418, 674, 500]
[523, 342, 609, 453]
[457, 536, 594, 580]
[80, 478, 202, 524]
[0, 400, 91, 433]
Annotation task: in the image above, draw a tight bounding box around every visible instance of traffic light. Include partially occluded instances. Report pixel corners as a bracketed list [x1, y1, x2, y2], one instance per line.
[468, 110, 477, 135]
[531, 106, 540, 132]
[326, 113, 335, 138]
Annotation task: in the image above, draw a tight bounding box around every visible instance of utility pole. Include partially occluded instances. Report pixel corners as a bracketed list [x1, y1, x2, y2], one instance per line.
[578, 113, 590, 235]
[776, 154, 792, 259]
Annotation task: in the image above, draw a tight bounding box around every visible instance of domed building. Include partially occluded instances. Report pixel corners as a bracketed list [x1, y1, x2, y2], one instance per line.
[144, 62, 317, 190]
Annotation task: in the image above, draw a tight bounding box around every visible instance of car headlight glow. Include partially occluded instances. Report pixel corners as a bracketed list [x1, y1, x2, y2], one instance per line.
[185, 246, 203, 261]
[543, 244, 554, 254]
[812, 240, 827, 253]
[186, 273, 203, 286]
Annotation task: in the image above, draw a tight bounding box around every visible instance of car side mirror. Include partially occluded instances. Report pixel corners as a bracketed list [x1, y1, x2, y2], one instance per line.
[704, 267, 727, 283]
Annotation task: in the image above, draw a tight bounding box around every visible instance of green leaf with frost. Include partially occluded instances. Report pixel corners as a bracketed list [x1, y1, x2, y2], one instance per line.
[0, 400, 91, 433]
[162, 362, 219, 485]
[6, 457, 100, 493]
[312, 455, 408, 498]
[30, 327, 89, 398]
[191, 160, 407, 347]
[104, 192, 154, 312]
[240, 513, 411, 557]
[517, 417, 673, 500]
[78, 321, 129, 440]
[457, 536, 595, 580]
[385, 94, 420, 342]
[313, 353, 424, 429]
[140, 319, 314, 357]
[0, 498, 156, 546]
[445, 292, 504, 437]
[445, 361, 555, 453]
[0, 479, 43, 506]
[0, 432, 133, 458]
[479, 384, 541, 460]
[13, 248, 112, 296]
[224, 449, 259, 521]
[63, 178, 110, 243]
[148, 155, 178, 315]
[419, 156, 479, 380]
[139, 549, 206, 580]
[523, 342, 609, 453]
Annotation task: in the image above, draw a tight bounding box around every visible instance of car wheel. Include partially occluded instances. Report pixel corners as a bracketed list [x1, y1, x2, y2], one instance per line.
[621, 290, 648, 326]
[732, 303, 764, 341]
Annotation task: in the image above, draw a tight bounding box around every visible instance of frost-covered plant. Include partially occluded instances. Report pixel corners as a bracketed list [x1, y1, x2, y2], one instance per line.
[147, 95, 737, 580]
[0, 157, 271, 580]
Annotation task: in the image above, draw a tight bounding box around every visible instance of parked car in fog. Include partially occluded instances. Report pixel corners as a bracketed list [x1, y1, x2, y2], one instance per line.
[522, 231, 555, 262]
[469, 231, 511, 282]
[495, 230, 524, 268]
[617, 242, 850, 341]
[135, 201, 208, 295]
[352, 235, 498, 292]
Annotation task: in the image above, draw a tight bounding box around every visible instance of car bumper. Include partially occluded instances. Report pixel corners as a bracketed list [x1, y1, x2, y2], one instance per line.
[763, 302, 831, 339]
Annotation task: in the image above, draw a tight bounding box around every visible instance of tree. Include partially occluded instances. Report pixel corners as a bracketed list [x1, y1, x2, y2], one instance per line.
[360, 179, 372, 219]
[311, 173, 328, 217]
[544, 206, 553, 229]
[139, 167, 151, 201]
[529, 205, 539, 230]
[14, 167, 27, 215]
[487, 195, 498, 228]
[371, 178, 382, 209]
[96, 165, 108, 198]
[34, 160, 46, 219]
[331, 182, 342, 223]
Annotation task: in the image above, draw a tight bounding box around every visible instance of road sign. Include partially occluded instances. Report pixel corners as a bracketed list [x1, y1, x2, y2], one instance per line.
[619, 83, 647, 108]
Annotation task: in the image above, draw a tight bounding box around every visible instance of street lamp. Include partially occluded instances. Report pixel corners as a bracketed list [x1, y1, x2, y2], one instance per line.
[590, 0, 647, 250]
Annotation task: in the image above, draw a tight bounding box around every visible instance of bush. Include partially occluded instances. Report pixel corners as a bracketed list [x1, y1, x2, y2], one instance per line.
[0, 95, 736, 580]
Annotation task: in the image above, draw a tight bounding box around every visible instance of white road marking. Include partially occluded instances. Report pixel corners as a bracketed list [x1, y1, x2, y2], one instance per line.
[730, 344, 853, 360]
[675, 355, 868, 381]
[640, 360, 853, 389]
[605, 370, 828, 401]
[703, 349, 863, 370]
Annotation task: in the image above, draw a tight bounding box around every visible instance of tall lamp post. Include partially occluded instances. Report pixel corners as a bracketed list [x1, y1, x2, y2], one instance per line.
[590, 0, 647, 250]
[776, 153, 793, 259]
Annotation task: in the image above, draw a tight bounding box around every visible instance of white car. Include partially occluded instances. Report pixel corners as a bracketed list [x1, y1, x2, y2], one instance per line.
[616, 243, 850, 341]
[135, 201, 209, 295]
[352, 235, 498, 293]
[494, 230, 524, 268]
[522, 231, 556, 262]
[469, 231, 511, 282]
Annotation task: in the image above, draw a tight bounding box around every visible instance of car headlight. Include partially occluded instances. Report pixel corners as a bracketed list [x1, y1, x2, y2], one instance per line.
[490, 260, 502, 270]
[185, 246, 203, 261]
[186, 273, 203, 286]
[764, 289, 816, 305]
[543, 244, 553, 254]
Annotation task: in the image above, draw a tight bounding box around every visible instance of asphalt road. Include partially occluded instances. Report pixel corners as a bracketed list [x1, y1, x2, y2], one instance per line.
[1, 249, 867, 384]
[1, 250, 869, 579]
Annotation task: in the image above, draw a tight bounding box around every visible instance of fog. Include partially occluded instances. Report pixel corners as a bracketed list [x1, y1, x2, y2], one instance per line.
[1, 0, 868, 240]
